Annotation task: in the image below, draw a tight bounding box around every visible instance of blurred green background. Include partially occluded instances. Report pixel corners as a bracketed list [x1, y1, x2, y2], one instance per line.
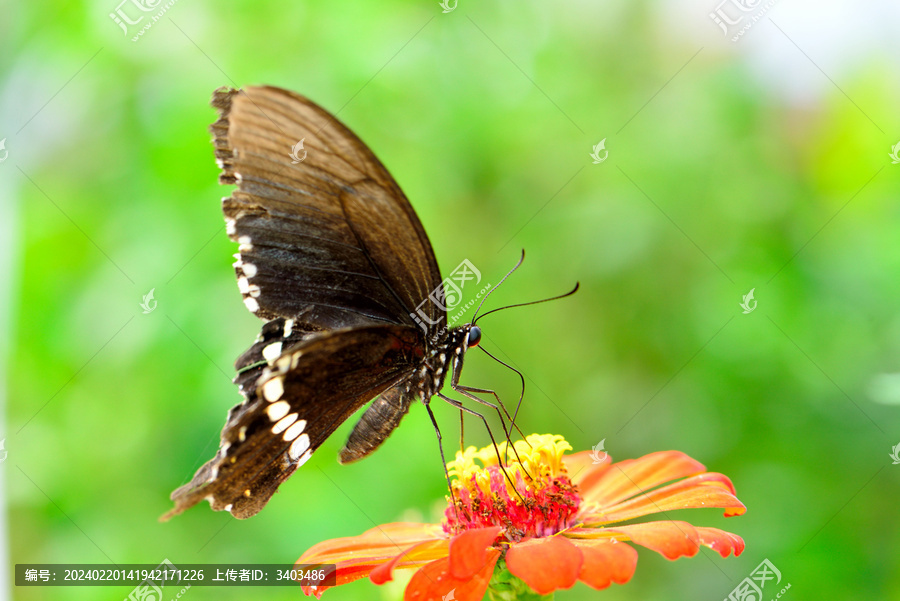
[3, 1, 900, 599]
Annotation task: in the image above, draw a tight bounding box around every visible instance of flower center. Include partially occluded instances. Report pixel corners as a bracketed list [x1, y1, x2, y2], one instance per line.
[442, 434, 582, 541]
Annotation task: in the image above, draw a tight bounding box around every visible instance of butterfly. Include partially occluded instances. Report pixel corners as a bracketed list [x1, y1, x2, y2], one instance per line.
[162, 86, 565, 520]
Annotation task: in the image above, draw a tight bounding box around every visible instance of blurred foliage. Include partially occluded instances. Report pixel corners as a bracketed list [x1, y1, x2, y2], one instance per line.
[4, 1, 900, 600]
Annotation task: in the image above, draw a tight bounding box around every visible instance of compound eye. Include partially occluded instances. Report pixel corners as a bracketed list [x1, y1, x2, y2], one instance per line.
[467, 326, 482, 348]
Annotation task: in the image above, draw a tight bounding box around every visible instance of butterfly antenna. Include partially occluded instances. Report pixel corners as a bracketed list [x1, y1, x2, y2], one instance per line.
[474, 282, 580, 325]
[472, 250, 526, 322]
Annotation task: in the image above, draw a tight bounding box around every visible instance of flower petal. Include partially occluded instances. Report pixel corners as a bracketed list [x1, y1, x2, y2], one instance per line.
[569, 450, 707, 508]
[298, 522, 445, 596]
[602, 521, 701, 560]
[506, 536, 583, 595]
[405, 549, 501, 601]
[448, 526, 502, 579]
[370, 539, 451, 584]
[695, 527, 745, 558]
[563, 448, 611, 480]
[581, 473, 747, 524]
[569, 538, 637, 590]
[300, 522, 444, 563]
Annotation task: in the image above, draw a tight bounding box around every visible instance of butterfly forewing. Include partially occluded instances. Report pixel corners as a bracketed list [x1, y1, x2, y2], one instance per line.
[213, 86, 445, 328]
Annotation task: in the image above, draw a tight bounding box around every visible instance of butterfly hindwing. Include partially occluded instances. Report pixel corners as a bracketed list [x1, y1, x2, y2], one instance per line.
[338, 378, 418, 464]
[164, 324, 424, 519]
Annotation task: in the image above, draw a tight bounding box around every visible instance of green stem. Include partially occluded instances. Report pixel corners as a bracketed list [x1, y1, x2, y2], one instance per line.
[486, 559, 554, 601]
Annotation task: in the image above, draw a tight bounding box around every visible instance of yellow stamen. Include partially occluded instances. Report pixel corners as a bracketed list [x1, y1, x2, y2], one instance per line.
[447, 434, 572, 498]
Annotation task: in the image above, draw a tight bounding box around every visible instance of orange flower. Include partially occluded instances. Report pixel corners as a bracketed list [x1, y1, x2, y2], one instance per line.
[298, 435, 746, 600]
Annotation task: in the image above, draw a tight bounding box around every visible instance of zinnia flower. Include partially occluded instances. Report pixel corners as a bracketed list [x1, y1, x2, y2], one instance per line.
[298, 434, 746, 600]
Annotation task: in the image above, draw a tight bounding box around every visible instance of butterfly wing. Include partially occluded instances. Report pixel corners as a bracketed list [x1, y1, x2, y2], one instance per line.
[338, 378, 417, 464]
[163, 324, 423, 520]
[165, 86, 450, 520]
[212, 86, 445, 329]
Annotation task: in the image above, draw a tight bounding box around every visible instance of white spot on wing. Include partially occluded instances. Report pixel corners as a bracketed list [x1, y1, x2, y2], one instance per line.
[262, 377, 284, 402]
[283, 419, 306, 441]
[244, 297, 259, 313]
[248, 284, 261, 298]
[262, 341, 283, 362]
[284, 319, 294, 337]
[289, 433, 311, 461]
[266, 400, 290, 421]
[272, 412, 298, 434]
[238, 277, 250, 293]
[226, 218, 236, 235]
[242, 262, 257, 277]
[293, 448, 312, 467]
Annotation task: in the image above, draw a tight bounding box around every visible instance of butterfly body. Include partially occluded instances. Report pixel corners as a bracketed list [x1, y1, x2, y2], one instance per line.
[339, 324, 477, 464]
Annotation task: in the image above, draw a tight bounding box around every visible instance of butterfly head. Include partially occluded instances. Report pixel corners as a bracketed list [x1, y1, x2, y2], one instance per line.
[447, 323, 480, 353]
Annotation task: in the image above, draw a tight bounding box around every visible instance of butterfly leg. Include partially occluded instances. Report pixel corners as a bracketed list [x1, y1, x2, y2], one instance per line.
[453, 384, 528, 442]
[474, 345, 526, 427]
[449, 350, 526, 447]
[423, 397, 460, 517]
[450, 383, 531, 472]
[436, 393, 526, 502]
[458, 408, 465, 456]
